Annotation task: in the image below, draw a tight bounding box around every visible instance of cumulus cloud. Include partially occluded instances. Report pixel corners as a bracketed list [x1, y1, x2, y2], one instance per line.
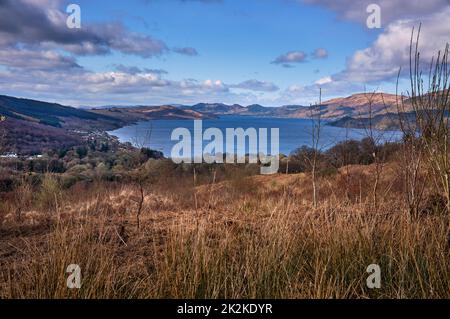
[335, 7, 450, 84]
[0, 67, 225, 104]
[289, 0, 450, 102]
[0, 46, 81, 70]
[299, 0, 450, 91]
[0, 0, 170, 58]
[0, 0, 214, 105]
[0, 55, 281, 105]
[271, 51, 307, 67]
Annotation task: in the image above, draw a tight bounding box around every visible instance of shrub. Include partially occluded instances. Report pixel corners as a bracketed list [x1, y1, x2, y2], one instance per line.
[35, 174, 62, 211]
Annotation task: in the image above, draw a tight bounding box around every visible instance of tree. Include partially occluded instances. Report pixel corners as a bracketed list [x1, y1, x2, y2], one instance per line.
[407, 25, 450, 216]
[306, 88, 322, 209]
[358, 90, 389, 213]
[130, 123, 154, 232]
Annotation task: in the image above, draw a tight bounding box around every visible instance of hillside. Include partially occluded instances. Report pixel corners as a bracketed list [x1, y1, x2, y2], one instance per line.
[177, 93, 408, 120]
[92, 105, 213, 122]
[0, 95, 213, 155]
[298, 93, 408, 119]
[182, 102, 307, 117]
[0, 95, 124, 129]
[322, 93, 400, 116]
[0, 95, 129, 154]
[188, 103, 245, 115]
[0, 117, 82, 155]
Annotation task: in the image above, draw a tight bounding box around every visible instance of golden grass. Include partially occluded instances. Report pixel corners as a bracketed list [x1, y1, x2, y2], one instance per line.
[0, 163, 448, 299]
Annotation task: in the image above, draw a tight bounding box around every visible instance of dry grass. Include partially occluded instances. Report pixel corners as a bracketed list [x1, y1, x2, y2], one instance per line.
[0, 162, 448, 299]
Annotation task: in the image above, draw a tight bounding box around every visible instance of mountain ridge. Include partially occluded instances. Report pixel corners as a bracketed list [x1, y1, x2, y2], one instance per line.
[77, 92, 407, 120]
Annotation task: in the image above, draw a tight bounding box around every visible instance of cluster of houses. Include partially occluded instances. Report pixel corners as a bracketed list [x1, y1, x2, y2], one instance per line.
[0, 152, 18, 159]
[0, 153, 43, 160]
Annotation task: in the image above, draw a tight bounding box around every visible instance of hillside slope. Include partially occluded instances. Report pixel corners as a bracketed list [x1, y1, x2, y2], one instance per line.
[298, 93, 408, 119]
[0, 95, 213, 154]
[0, 95, 123, 129]
[92, 105, 214, 122]
[177, 93, 408, 119]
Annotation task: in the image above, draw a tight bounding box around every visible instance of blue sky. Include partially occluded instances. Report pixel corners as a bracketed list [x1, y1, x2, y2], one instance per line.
[0, 0, 448, 106]
[78, 0, 375, 85]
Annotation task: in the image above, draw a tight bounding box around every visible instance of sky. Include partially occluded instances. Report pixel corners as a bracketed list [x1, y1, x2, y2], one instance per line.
[0, 0, 449, 107]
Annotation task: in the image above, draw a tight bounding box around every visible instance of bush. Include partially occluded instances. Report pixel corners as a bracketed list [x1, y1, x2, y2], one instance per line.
[35, 174, 62, 211]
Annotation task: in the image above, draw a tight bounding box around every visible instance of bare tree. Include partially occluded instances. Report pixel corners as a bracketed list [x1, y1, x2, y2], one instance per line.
[132, 122, 153, 150]
[396, 69, 426, 217]
[408, 25, 450, 215]
[130, 123, 154, 232]
[309, 88, 322, 209]
[357, 90, 391, 213]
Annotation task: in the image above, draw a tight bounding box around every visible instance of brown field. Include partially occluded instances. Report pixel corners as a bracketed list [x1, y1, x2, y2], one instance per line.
[0, 161, 448, 299]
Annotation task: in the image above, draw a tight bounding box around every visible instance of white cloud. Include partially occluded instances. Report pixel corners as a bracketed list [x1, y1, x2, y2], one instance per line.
[272, 51, 307, 67]
[0, 0, 202, 59]
[315, 76, 332, 85]
[336, 8, 450, 84]
[0, 47, 80, 70]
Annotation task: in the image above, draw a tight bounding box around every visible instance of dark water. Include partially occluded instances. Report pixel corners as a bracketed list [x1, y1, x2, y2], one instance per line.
[108, 116, 401, 158]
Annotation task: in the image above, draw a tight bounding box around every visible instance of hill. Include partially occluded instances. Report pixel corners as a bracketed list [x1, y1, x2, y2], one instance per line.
[183, 102, 307, 117]
[0, 95, 123, 129]
[0, 95, 214, 154]
[322, 93, 400, 116]
[177, 93, 408, 120]
[92, 105, 213, 122]
[294, 93, 409, 119]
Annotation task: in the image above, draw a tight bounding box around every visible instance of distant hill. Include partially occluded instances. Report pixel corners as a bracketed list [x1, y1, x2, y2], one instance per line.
[184, 103, 244, 115]
[0, 95, 122, 129]
[324, 93, 403, 116]
[92, 105, 214, 122]
[0, 95, 209, 155]
[176, 93, 408, 119]
[292, 93, 409, 119]
[181, 102, 307, 118]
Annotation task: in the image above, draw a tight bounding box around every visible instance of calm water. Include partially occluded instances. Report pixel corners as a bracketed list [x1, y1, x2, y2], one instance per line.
[108, 116, 401, 158]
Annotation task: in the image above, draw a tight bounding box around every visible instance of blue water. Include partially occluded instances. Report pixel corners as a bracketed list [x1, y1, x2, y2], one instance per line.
[108, 116, 402, 158]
